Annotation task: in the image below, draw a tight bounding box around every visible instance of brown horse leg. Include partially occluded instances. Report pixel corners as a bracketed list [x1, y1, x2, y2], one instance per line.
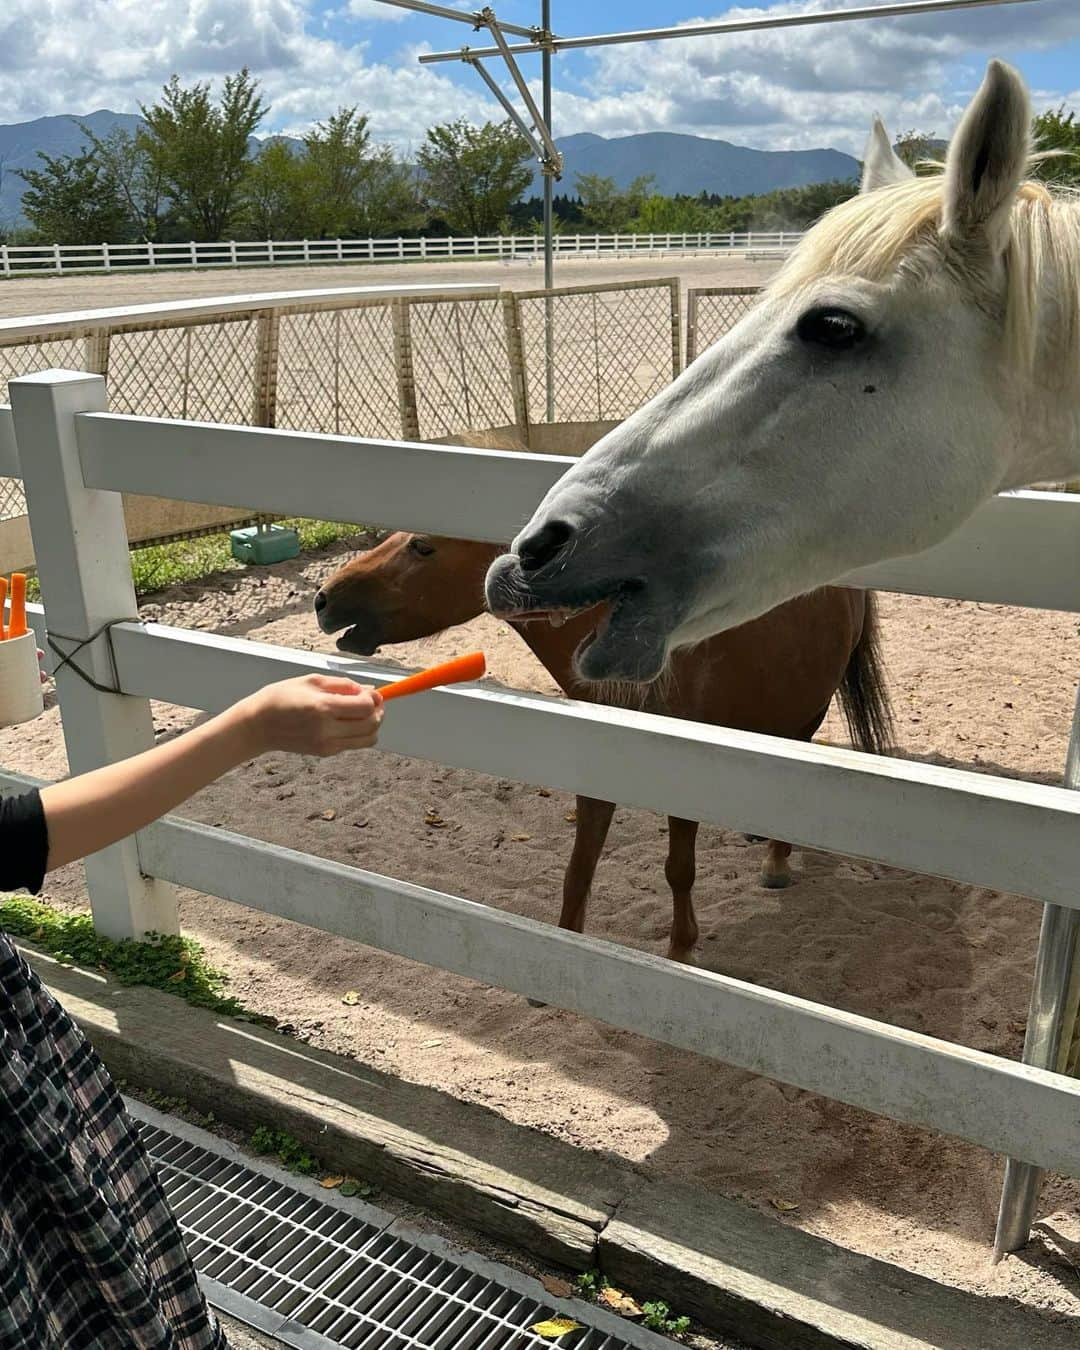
[665, 817, 701, 964]
[528, 796, 616, 1009]
[558, 795, 616, 933]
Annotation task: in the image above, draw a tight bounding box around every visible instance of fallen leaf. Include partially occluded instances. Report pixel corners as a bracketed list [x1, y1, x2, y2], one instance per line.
[512, 833, 532, 842]
[341, 991, 361, 1006]
[167, 969, 186, 983]
[598, 1287, 643, 1317]
[530, 1318, 583, 1340]
[542, 1276, 574, 1299]
[425, 810, 447, 828]
[564, 811, 577, 823]
[352, 818, 370, 829]
[421, 1038, 444, 1049]
[319, 1175, 345, 1190]
[320, 809, 337, 821]
[771, 1197, 800, 1212]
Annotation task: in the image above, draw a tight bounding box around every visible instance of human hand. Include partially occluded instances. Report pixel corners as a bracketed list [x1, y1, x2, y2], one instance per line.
[37, 649, 48, 684]
[237, 674, 383, 758]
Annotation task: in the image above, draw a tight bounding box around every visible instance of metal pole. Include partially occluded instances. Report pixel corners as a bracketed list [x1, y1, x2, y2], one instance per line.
[374, 0, 538, 38]
[418, 0, 1042, 62]
[542, 0, 555, 423]
[992, 688, 1080, 1261]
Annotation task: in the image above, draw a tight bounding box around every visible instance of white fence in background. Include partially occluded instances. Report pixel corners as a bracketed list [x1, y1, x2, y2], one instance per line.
[3, 362, 1080, 1193]
[0, 232, 802, 278]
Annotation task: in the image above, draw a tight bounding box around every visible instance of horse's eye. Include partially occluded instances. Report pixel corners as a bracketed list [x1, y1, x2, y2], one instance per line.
[409, 537, 435, 557]
[796, 308, 867, 351]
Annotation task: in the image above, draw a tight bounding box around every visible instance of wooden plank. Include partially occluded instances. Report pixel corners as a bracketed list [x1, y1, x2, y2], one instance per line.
[0, 283, 499, 343]
[9, 372, 179, 940]
[136, 814, 1080, 1176]
[108, 620, 1080, 910]
[36, 950, 626, 1269]
[76, 414, 569, 543]
[73, 409, 1080, 611]
[601, 1179, 1080, 1350]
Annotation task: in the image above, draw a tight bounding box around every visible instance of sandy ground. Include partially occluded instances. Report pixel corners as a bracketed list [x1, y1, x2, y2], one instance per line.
[5, 532, 1080, 1328]
[0, 253, 777, 322]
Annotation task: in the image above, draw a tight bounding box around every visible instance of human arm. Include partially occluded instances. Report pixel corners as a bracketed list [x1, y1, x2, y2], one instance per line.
[38, 674, 382, 873]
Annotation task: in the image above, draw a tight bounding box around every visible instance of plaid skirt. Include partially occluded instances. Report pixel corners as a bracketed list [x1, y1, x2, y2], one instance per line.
[0, 933, 227, 1349]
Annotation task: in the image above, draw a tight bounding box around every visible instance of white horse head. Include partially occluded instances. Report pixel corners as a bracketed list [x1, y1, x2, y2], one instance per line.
[487, 60, 1080, 683]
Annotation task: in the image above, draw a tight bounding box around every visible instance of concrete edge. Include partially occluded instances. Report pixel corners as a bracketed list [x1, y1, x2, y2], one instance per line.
[31, 945, 1080, 1350]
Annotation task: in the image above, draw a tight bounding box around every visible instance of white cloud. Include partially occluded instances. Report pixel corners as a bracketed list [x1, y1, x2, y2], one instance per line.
[346, 0, 409, 20]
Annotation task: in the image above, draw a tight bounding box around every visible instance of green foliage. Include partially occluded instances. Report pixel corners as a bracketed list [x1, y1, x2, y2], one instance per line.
[893, 129, 941, 172]
[574, 1270, 604, 1295]
[417, 119, 533, 234]
[575, 172, 655, 232]
[642, 1301, 692, 1336]
[239, 139, 310, 239]
[78, 122, 166, 241]
[708, 178, 859, 232]
[249, 1126, 319, 1175]
[16, 149, 133, 244]
[0, 895, 263, 1020]
[1032, 106, 1080, 186]
[139, 69, 268, 240]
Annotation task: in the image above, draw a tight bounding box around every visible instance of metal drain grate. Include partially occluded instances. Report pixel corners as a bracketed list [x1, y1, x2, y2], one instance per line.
[130, 1101, 665, 1350]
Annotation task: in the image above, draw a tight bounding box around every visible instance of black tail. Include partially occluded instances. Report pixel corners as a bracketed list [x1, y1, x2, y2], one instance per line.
[838, 592, 894, 755]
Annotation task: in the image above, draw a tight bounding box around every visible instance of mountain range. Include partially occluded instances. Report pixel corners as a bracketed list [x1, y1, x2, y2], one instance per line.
[0, 110, 861, 229]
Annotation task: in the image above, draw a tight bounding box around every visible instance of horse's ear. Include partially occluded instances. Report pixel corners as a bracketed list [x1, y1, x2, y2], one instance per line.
[942, 59, 1030, 256]
[860, 116, 913, 193]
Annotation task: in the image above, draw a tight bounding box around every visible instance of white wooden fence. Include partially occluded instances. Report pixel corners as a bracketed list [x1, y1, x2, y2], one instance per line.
[0, 232, 801, 278]
[4, 364, 1080, 1192]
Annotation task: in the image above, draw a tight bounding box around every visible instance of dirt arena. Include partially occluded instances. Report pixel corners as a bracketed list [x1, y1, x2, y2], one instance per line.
[3, 257, 1079, 1325]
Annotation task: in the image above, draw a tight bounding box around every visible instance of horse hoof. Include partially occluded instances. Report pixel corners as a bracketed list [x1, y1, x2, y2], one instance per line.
[760, 872, 792, 890]
[666, 948, 699, 966]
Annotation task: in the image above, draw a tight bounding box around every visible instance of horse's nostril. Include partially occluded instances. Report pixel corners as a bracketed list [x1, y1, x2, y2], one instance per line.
[518, 520, 574, 573]
[313, 590, 328, 614]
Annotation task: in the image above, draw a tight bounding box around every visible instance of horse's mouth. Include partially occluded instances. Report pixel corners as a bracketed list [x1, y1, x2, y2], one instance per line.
[334, 625, 379, 657]
[488, 564, 666, 682]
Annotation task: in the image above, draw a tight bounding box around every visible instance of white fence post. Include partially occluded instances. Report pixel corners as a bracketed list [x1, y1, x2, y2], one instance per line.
[53, 243, 63, 274]
[190, 240, 197, 267]
[9, 371, 180, 940]
[0, 243, 8, 277]
[102, 242, 111, 273]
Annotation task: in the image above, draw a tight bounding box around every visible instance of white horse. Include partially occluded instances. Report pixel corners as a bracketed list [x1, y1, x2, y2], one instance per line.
[486, 60, 1079, 683]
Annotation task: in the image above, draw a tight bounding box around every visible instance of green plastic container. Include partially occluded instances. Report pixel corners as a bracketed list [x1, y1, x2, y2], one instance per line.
[230, 524, 301, 565]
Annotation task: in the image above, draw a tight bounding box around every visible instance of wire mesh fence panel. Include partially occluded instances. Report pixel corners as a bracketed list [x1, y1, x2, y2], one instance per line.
[276, 303, 401, 437]
[107, 318, 259, 422]
[0, 335, 91, 519]
[685, 287, 761, 363]
[407, 294, 518, 440]
[515, 281, 679, 424]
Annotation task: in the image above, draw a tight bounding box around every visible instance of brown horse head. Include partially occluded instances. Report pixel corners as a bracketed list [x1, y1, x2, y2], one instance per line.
[314, 532, 501, 655]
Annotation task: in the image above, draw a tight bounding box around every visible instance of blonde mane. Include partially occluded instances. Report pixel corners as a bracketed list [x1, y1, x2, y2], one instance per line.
[770, 170, 1080, 384]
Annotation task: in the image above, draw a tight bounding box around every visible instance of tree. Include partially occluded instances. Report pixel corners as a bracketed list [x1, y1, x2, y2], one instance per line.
[633, 193, 713, 233]
[303, 107, 372, 237]
[79, 123, 166, 241]
[240, 139, 311, 239]
[417, 119, 533, 234]
[16, 149, 132, 243]
[1032, 106, 1080, 186]
[139, 69, 268, 240]
[894, 129, 941, 172]
[575, 173, 654, 232]
[350, 148, 422, 237]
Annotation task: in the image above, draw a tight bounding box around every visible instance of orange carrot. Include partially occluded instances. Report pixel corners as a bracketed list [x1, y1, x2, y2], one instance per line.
[379, 651, 486, 702]
[0, 577, 8, 641]
[8, 573, 26, 639]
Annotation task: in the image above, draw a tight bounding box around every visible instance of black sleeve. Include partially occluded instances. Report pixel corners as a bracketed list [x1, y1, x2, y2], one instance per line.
[0, 790, 49, 895]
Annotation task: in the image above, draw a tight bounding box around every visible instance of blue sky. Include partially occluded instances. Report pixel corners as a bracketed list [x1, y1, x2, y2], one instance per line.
[2, 0, 1078, 157]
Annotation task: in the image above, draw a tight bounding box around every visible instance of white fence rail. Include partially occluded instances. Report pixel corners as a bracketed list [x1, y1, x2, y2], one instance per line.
[5, 361, 1080, 1224]
[0, 232, 802, 278]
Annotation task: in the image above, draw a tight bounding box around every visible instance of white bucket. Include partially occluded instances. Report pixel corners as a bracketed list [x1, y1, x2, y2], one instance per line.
[0, 630, 44, 726]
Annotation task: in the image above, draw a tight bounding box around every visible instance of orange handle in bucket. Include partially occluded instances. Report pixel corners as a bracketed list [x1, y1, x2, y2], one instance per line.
[8, 574, 26, 640]
[379, 651, 486, 702]
[0, 577, 7, 640]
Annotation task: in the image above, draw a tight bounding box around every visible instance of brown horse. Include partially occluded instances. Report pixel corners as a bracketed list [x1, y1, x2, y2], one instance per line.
[314, 533, 892, 965]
